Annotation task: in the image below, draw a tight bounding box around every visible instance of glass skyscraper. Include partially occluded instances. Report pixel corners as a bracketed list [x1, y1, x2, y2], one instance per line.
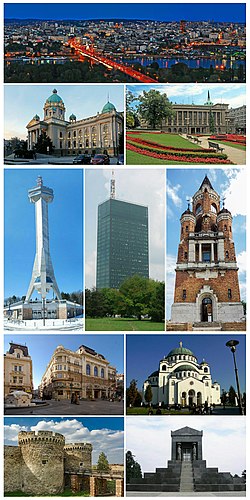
[96, 198, 149, 289]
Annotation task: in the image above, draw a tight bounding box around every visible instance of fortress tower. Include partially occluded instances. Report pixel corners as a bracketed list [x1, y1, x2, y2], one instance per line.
[25, 176, 61, 310]
[18, 431, 64, 495]
[64, 443, 93, 472]
[170, 175, 244, 329]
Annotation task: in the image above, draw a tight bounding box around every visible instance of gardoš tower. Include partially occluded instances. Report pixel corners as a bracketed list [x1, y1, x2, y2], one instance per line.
[25, 176, 61, 305]
[170, 175, 245, 330]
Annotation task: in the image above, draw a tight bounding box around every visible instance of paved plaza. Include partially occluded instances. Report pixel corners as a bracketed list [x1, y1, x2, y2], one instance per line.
[5, 398, 124, 415]
[4, 154, 120, 165]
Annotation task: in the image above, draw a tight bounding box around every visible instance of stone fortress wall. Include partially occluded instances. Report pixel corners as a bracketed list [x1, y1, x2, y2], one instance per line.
[4, 430, 93, 495]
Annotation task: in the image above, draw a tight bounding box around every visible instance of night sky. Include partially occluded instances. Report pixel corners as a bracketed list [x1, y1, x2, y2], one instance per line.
[4, 3, 246, 22]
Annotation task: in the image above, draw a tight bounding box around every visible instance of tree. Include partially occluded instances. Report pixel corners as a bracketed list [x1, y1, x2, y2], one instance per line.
[144, 385, 153, 405]
[228, 385, 237, 406]
[35, 131, 54, 154]
[126, 379, 142, 407]
[137, 89, 175, 129]
[209, 109, 215, 134]
[97, 452, 110, 473]
[126, 451, 142, 483]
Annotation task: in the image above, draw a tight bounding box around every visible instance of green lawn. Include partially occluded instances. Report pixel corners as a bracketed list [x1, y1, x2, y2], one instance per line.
[5, 491, 89, 497]
[128, 132, 201, 149]
[126, 407, 191, 415]
[126, 150, 193, 165]
[211, 140, 246, 151]
[86, 317, 164, 331]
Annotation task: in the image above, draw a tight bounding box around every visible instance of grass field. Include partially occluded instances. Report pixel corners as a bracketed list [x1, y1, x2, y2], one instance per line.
[128, 132, 202, 149]
[212, 140, 246, 150]
[127, 150, 193, 165]
[126, 407, 191, 415]
[86, 317, 164, 331]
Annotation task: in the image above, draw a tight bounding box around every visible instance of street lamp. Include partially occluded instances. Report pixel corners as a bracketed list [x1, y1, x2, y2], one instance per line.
[226, 340, 244, 415]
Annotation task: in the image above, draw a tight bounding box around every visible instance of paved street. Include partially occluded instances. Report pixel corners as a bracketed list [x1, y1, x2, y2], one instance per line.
[5, 398, 124, 415]
[4, 154, 120, 165]
[183, 135, 245, 165]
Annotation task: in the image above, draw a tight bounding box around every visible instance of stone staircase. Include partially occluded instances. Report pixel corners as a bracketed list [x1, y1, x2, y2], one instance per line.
[179, 462, 194, 492]
[192, 321, 222, 331]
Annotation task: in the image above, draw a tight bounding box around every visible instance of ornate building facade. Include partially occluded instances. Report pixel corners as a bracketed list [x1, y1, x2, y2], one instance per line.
[170, 175, 245, 330]
[4, 342, 33, 397]
[26, 89, 124, 156]
[143, 342, 220, 407]
[39, 344, 119, 400]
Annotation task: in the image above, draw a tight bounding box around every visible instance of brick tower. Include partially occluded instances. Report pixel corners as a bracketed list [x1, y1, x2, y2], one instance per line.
[170, 175, 245, 330]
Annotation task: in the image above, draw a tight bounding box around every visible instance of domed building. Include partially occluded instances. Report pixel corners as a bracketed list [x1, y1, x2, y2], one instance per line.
[26, 90, 124, 156]
[143, 342, 220, 407]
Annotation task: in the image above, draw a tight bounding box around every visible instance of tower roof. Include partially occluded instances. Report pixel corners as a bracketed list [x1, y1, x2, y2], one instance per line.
[199, 175, 214, 190]
[101, 101, 116, 113]
[46, 89, 63, 104]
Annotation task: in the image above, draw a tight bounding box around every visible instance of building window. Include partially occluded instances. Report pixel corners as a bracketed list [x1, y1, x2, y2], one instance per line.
[182, 289, 187, 300]
[224, 225, 227, 231]
[16, 353, 20, 359]
[185, 225, 188, 232]
[204, 367, 208, 373]
[42, 460, 48, 465]
[59, 132, 63, 138]
[101, 368, 104, 378]
[196, 203, 202, 214]
[14, 366, 18, 371]
[162, 364, 166, 371]
[19, 366, 22, 372]
[184, 251, 188, 259]
[13, 377, 17, 383]
[94, 366, 98, 377]
[228, 288, 232, 299]
[225, 251, 229, 258]
[86, 364, 90, 375]
[211, 203, 217, 213]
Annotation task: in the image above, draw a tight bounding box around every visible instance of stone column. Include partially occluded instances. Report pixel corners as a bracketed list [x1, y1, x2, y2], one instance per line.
[188, 240, 195, 262]
[116, 479, 124, 497]
[211, 242, 214, 262]
[70, 474, 80, 493]
[199, 243, 202, 262]
[90, 477, 97, 497]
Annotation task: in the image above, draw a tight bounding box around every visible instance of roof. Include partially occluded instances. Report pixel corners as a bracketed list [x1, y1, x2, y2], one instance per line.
[148, 370, 159, 378]
[199, 175, 214, 190]
[78, 345, 105, 360]
[171, 426, 203, 436]
[218, 207, 232, 216]
[8, 343, 29, 357]
[167, 346, 196, 358]
[101, 101, 116, 114]
[174, 364, 198, 373]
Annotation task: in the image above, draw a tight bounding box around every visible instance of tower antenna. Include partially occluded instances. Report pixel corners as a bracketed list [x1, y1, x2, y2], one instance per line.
[110, 170, 116, 199]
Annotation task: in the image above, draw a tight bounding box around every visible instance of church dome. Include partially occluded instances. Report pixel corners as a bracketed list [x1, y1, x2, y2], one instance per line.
[101, 101, 116, 113]
[33, 114, 40, 121]
[46, 89, 63, 104]
[149, 370, 158, 378]
[167, 345, 195, 358]
[218, 207, 232, 216]
[174, 364, 198, 373]
[69, 113, 76, 120]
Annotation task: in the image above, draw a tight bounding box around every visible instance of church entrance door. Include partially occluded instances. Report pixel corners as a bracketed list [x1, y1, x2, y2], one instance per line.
[201, 297, 213, 322]
[182, 448, 192, 461]
[188, 389, 195, 406]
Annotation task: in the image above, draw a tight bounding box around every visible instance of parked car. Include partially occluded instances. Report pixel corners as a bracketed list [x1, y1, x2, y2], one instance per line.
[91, 154, 110, 165]
[73, 154, 91, 165]
[116, 153, 124, 165]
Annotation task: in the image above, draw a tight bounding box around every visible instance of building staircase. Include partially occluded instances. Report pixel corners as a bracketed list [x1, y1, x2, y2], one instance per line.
[192, 321, 222, 331]
[179, 461, 194, 492]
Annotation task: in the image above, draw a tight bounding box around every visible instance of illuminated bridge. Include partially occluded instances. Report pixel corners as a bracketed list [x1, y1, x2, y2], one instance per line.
[68, 38, 158, 83]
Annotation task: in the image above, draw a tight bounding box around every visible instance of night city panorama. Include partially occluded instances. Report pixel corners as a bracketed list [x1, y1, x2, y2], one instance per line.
[4, 3, 246, 83]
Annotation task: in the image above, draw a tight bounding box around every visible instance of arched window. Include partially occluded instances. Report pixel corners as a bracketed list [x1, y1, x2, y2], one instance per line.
[92, 126, 97, 147]
[16, 353, 20, 359]
[162, 364, 166, 371]
[196, 203, 202, 215]
[94, 366, 98, 377]
[204, 367, 208, 373]
[211, 203, 217, 213]
[101, 368, 104, 378]
[86, 364, 90, 375]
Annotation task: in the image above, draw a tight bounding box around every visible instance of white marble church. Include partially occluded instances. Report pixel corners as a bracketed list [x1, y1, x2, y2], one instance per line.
[143, 342, 220, 407]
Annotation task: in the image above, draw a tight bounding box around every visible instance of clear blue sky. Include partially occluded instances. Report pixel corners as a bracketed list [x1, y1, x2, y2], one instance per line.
[126, 334, 246, 393]
[4, 3, 246, 22]
[4, 168, 83, 298]
[166, 169, 246, 319]
[4, 334, 124, 389]
[4, 416, 124, 432]
[4, 85, 124, 140]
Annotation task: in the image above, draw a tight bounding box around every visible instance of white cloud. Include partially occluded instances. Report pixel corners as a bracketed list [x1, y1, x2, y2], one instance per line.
[166, 180, 182, 207]
[237, 251, 247, 275]
[126, 417, 246, 477]
[4, 419, 124, 465]
[166, 254, 176, 319]
[222, 169, 246, 216]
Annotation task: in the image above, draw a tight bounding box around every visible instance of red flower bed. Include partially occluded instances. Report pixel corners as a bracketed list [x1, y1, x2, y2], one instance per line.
[127, 135, 213, 153]
[209, 134, 246, 145]
[127, 142, 232, 164]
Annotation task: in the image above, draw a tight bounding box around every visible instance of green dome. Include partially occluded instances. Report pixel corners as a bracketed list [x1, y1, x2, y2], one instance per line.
[46, 89, 63, 104]
[167, 345, 196, 358]
[149, 370, 158, 378]
[101, 101, 116, 113]
[69, 113, 76, 120]
[174, 364, 198, 373]
[33, 114, 40, 120]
